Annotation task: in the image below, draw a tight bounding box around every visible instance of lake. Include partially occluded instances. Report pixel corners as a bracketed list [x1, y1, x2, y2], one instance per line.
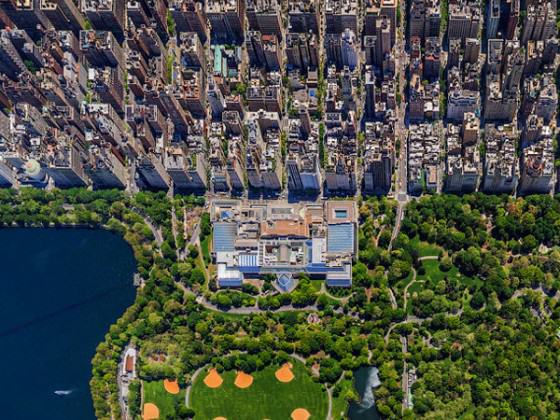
[0, 228, 136, 420]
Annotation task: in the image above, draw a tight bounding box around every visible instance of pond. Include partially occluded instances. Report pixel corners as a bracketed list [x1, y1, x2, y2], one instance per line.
[348, 366, 382, 420]
[0, 228, 136, 419]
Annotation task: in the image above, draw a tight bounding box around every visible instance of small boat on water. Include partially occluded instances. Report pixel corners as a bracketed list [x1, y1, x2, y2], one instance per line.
[54, 390, 73, 396]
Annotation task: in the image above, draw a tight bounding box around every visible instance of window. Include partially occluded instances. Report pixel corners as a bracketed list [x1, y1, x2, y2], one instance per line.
[334, 209, 348, 219]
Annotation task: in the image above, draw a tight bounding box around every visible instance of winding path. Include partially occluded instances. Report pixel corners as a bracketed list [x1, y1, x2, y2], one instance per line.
[403, 268, 424, 312]
[510, 286, 558, 319]
[178, 284, 321, 314]
[384, 316, 432, 344]
[130, 206, 163, 246]
[511, 286, 557, 302]
[185, 365, 206, 407]
[320, 283, 354, 304]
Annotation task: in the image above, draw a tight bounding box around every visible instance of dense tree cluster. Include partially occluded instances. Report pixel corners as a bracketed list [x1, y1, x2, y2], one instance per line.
[358, 196, 397, 269]
[400, 194, 560, 300]
[387, 194, 560, 419]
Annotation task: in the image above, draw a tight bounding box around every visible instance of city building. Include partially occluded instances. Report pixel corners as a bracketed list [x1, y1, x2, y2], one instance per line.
[408, 124, 440, 194]
[445, 113, 481, 192]
[210, 200, 357, 287]
[482, 124, 519, 193]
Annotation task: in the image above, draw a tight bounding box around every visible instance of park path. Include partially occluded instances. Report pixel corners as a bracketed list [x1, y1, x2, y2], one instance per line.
[418, 255, 439, 261]
[178, 282, 321, 314]
[384, 315, 432, 344]
[511, 285, 558, 302]
[185, 366, 206, 407]
[403, 266, 425, 312]
[388, 288, 398, 309]
[130, 206, 163, 246]
[388, 203, 405, 251]
[320, 283, 354, 304]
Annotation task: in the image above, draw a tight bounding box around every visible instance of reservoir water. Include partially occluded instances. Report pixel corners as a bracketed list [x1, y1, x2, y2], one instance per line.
[0, 229, 136, 420]
[348, 366, 382, 420]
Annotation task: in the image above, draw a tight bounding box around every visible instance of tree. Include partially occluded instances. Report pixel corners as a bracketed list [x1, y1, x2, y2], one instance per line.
[190, 268, 206, 285]
[200, 213, 211, 238]
[440, 256, 453, 272]
[176, 405, 195, 419]
[521, 234, 537, 253]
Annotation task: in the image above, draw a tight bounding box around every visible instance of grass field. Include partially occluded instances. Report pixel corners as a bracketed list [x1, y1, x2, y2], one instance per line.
[418, 259, 481, 288]
[190, 362, 328, 420]
[143, 380, 185, 419]
[200, 235, 211, 263]
[410, 236, 442, 257]
[418, 259, 452, 284]
[330, 378, 354, 420]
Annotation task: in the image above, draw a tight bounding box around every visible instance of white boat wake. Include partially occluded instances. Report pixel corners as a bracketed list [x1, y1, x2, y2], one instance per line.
[54, 390, 74, 396]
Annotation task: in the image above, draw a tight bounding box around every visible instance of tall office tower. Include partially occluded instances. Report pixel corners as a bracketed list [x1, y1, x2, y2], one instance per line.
[0, 0, 50, 40]
[463, 38, 480, 63]
[288, 0, 320, 34]
[179, 32, 206, 69]
[340, 28, 358, 71]
[486, 0, 500, 39]
[206, 0, 246, 44]
[170, 0, 208, 43]
[287, 32, 318, 70]
[246, 0, 283, 38]
[374, 17, 391, 67]
[447, 1, 481, 42]
[325, 0, 359, 34]
[82, 0, 125, 41]
[521, 1, 557, 44]
[0, 30, 28, 80]
[40, 0, 85, 33]
[423, 37, 441, 81]
[409, 0, 440, 42]
[364, 68, 376, 121]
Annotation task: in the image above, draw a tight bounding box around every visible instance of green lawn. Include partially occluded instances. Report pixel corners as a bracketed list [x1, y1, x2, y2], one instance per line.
[309, 279, 323, 292]
[200, 235, 211, 263]
[418, 259, 479, 287]
[143, 380, 185, 419]
[419, 259, 450, 284]
[190, 362, 328, 420]
[410, 236, 442, 257]
[331, 378, 354, 419]
[195, 251, 208, 281]
[407, 279, 425, 294]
